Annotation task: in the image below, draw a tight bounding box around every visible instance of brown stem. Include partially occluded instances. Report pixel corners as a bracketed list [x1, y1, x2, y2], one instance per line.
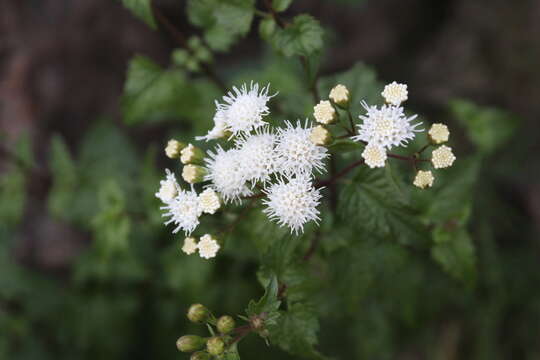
[316, 158, 365, 188]
[302, 231, 320, 261]
[219, 198, 258, 235]
[346, 108, 356, 135]
[417, 143, 431, 154]
[150, 1, 227, 92]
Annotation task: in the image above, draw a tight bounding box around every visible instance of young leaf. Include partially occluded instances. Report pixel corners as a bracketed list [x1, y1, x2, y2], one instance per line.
[272, 0, 293, 12]
[270, 14, 324, 57]
[431, 227, 476, 285]
[121, 0, 156, 29]
[246, 275, 281, 316]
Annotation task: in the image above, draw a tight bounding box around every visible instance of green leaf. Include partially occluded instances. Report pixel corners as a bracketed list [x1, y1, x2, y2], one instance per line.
[339, 166, 430, 247]
[272, 0, 293, 12]
[328, 139, 362, 153]
[431, 227, 476, 285]
[121, 0, 156, 29]
[246, 275, 281, 316]
[187, 0, 255, 52]
[450, 99, 519, 154]
[270, 303, 325, 359]
[270, 14, 324, 57]
[48, 135, 77, 221]
[259, 17, 276, 40]
[122, 56, 188, 125]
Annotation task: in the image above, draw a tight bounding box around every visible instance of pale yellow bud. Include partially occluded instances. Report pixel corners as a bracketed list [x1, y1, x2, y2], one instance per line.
[313, 100, 337, 125]
[413, 170, 434, 189]
[309, 125, 333, 146]
[182, 164, 207, 184]
[428, 123, 450, 144]
[180, 144, 205, 164]
[165, 139, 186, 159]
[329, 84, 350, 107]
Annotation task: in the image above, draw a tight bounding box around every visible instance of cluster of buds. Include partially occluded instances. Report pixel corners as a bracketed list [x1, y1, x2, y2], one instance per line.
[177, 304, 241, 359]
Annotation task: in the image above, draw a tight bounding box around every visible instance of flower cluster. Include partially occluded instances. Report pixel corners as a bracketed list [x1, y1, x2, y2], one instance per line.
[156, 81, 457, 259]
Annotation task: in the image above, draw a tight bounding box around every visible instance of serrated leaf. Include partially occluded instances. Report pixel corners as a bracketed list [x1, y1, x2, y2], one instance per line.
[339, 166, 430, 247]
[450, 99, 519, 154]
[431, 227, 476, 285]
[246, 275, 281, 316]
[121, 0, 156, 29]
[270, 14, 323, 57]
[122, 56, 189, 125]
[272, 0, 293, 12]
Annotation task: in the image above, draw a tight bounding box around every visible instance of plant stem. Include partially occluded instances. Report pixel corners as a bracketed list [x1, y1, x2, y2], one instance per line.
[346, 108, 356, 135]
[316, 158, 365, 188]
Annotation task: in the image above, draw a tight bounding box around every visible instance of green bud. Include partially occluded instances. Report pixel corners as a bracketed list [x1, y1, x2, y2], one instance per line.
[194, 47, 213, 64]
[206, 337, 225, 356]
[171, 49, 189, 66]
[185, 57, 201, 73]
[250, 316, 264, 331]
[187, 304, 210, 323]
[176, 335, 206, 353]
[180, 144, 205, 165]
[188, 36, 202, 50]
[190, 351, 212, 360]
[216, 315, 235, 334]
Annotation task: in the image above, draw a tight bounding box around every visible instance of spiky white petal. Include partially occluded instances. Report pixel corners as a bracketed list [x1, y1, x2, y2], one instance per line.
[413, 170, 434, 189]
[428, 123, 450, 144]
[216, 82, 274, 136]
[196, 110, 229, 142]
[431, 145, 456, 169]
[352, 102, 422, 150]
[162, 189, 202, 235]
[275, 120, 328, 176]
[198, 188, 221, 214]
[362, 143, 387, 168]
[182, 237, 198, 255]
[263, 174, 321, 235]
[235, 127, 277, 185]
[204, 146, 252, 203]
[198, 234, 220, 259]
[381, 82, 408, 105]
[155, 169, 181, 204]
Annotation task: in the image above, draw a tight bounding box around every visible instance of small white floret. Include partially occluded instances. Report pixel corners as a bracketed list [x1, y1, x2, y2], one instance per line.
[161, 189, 202, 235]
[198, 188, 221, 214]
[428, 123, 450, 144]
[329, 84, 350, 106]
[362, 143, 387, 168]
[182, 237, 198, 255]
[413, 170, 434, 189]
[198, 234, 220, 259]
[155, 169, 180, 204]
[431, 145, 456, 169]
[381, 82, 408, 105]
[313, 100, 337, 125]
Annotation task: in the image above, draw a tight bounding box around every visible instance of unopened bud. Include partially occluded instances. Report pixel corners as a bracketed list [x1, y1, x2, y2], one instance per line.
[180, 144, 205, 165]
[165, 139, 186, 159]
[217, 315, 235, 334]
[329, 84, 350, 107]
[250, 316, 264, 331]
[182, 164, 207, 184]
[206, 337, 225, 356]
[413, 170, 434, 189]
[310, 125, 333, 146]
[190, 351, 212, 360]
[428, 123, 450, 145]
[176, 335, 206, 353]
[187, 304, 210, 323]
[313, 100, 337, 125]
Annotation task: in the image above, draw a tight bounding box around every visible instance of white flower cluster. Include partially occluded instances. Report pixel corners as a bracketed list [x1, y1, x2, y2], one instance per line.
[157, 82, 328, 250]
[182, 234, 221, 259]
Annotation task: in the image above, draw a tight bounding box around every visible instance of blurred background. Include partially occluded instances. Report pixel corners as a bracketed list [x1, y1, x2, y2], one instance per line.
[1, 0, 539, 359]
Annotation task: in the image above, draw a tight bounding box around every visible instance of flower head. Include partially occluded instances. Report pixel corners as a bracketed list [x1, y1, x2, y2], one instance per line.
[216, 82, 274, 136]
[381, 81, 408, 105]
[275, 120, 328, 176]
[310, 125, 333, 146]
[162, 189, 202, 235]
[362, 143, 387, 168]
[353, 102, 422, 150]
[263, 174, 322, 234]
[329, 84, 350, 107]
[428, 123, 450, 144]
[198, 188, 221, 214]
[204, 146, 252, 203]
[196, 110, 229, 142]
[165, 139, 185, 159]
[431, 145, 456, 169]
[235, 127, 277, 185]
[180, 144, 204, 165]
[182, 164, 207, 184]
[313, 100, 337, 124]
[413, 170, 434, 189]
[198, 234, 220, 259]
[155, 169, 180, 204]
[182, 237, 198, 255]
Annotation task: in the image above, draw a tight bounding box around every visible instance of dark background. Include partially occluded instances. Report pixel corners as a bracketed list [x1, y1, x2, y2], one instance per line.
[1, 0, 539, 359]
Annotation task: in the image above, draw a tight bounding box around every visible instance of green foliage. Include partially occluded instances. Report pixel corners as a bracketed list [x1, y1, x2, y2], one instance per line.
[246, 275, 281, 317]
[450, 99, 519, 154]
[431, 227, 476, 285]
[121, 0, 156, 29]
[272, 0, 294, 12]
[267, 15, 324, 57]
[187, 0, 255, 51]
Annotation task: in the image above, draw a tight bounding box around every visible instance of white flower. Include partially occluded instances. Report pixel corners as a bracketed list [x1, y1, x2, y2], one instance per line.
[182, 237, 198, 255]
[162, 189, 202, 235]
[198, 234, 220, 259]
[329, 84, 350, 106]
[165, 139, 185, 159]
[352, 102, 422, 150]
[204, 145, 252, 203]
[413, 170, 434, 189]
[180, 144, 204, 164]
[216, 82, 274, 136]
[428, 123, 450, 144]
[381, 82, 408, 105]
[155, 169, 180, 204]
[235, 127, 277, 185]
[198, 188, 221, 214]
[263, 174, 322, 235]
[431, 145, 456, 169]
[196, 110, 229, 142]
[182, 164, 206, 184]
[275, 120, 328, 176]
[313, 100, 337, 124]
[362, 143, 387, 168]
